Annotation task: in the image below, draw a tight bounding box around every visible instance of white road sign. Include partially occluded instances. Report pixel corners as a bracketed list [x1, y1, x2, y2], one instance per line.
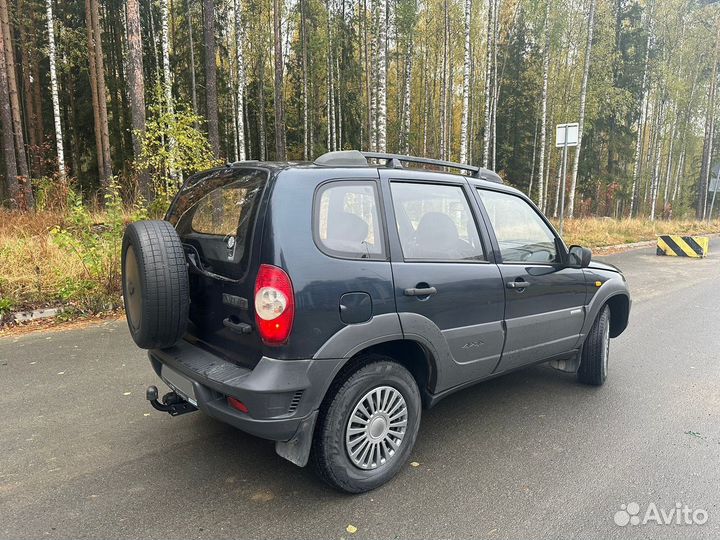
[555, 123, 579, 147]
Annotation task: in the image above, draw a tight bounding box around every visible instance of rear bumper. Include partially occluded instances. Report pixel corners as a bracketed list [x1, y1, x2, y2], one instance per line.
[149, 340, 343, 442]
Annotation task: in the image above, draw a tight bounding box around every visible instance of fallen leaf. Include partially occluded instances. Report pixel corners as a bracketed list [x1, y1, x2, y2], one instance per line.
[346, 524, 358, 534]
[57, 371, 65, 375]
[123, 391, 131, 396]
[410, 461, 420, 467]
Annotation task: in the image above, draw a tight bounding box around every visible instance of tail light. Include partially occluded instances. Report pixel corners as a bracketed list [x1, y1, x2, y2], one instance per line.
[254, 264, 295, 345]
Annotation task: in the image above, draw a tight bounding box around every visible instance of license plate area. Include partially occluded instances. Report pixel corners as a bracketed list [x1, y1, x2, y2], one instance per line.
[161, 365, 198, 406]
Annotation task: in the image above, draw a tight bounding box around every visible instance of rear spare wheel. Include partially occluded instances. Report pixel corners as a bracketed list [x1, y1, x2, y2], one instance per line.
[121, 220, 189, 349]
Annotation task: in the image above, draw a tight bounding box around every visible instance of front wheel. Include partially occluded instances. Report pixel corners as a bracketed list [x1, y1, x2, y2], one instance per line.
[577, 305, 611, 386]
[311, 357, 421, 493]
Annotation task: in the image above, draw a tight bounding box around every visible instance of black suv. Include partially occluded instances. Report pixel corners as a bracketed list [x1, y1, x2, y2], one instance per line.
[121, 150, 630, 493]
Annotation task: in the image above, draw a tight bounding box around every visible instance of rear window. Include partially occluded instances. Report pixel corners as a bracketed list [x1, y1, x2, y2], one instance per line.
[170, 168, 267, 277]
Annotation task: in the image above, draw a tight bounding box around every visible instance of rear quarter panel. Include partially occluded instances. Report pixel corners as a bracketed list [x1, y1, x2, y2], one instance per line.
[262, 167, 399, 360]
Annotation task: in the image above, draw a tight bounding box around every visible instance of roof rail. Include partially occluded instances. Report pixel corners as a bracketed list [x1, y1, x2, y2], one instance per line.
[313, 150, 502, 183]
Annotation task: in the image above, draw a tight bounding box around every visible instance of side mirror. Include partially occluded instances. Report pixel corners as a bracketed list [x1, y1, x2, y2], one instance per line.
[568, 245, 592, 268]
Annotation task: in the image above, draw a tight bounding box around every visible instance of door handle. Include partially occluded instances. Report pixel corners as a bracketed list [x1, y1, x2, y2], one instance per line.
[223, 317, 253, 334]
[404, 286, 437, 297]
[507, 280, 530, 289]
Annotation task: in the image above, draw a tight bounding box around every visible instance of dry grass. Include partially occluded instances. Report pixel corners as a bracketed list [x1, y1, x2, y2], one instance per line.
[1, 211, 719, 321]
[0, 211, 77, 312]
[557, 217, 720, 248]
[0, 210, 120, 319]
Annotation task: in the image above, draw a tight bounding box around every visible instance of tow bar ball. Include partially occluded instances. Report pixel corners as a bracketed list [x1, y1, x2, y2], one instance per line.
[145, 385, 198, 416]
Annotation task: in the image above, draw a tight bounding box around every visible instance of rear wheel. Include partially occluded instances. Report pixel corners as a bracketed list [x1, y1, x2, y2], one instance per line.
[311, 356, 421, 493]
[577, 305, 611, 386]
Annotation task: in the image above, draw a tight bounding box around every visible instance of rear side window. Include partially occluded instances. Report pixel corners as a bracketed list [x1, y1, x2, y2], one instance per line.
[314, 181, 385, 259]
[390, 182, 484, 261]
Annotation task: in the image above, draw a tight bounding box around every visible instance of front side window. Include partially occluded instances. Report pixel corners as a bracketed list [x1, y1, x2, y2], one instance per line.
[390, 182, 484, 261]
[315, 181, 385, 259]
[477, 189, 558, 263]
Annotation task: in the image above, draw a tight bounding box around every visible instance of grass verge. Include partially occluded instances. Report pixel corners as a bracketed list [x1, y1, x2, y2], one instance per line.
[1, 212, 718, 326]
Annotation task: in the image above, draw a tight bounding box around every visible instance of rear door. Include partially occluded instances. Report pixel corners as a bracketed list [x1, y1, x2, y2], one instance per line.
[380, 171, 506, 392]
[167, 167, 269, 369]
[475, 188, 587, 373]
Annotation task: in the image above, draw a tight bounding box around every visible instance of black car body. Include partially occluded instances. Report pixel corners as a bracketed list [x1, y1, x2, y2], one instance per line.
[123, 151, 631, 492]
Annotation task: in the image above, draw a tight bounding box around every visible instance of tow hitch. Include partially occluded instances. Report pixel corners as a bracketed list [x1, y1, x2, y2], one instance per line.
[146, 385, 198, 416]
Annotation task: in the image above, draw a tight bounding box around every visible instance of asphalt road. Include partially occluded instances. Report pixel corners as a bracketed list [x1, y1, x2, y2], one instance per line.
[2, 240, 720, 539]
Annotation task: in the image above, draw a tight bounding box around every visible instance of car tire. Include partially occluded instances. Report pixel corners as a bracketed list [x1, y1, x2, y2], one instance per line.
[121, 220, 189, 349]
[577, 305, 611, 386]
[310, 356, 422, 493]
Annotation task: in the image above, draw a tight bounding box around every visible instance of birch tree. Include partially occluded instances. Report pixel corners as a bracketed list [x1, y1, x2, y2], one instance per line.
[459, 0, 471, 164]
[482, 0, 496, 168]
[630, 11, 652, 216]
[273, 0, 287, 159]
[698, 23, 720, 219]
[203, 0, 220, 157]
[376, 0, 388, 152]
[45, 0, 65, 181]
[301, 0, 309, 159]
[536, 0, 551, 211]
[235, 0, 246, 161]
[567, 0, 596, 218]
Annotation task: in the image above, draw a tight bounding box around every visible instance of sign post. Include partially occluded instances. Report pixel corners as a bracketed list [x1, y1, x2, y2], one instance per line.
[555, 123, 579, 237]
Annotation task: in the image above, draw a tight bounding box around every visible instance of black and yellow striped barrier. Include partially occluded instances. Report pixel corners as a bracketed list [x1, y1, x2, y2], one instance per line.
[656, 235, 709, 258]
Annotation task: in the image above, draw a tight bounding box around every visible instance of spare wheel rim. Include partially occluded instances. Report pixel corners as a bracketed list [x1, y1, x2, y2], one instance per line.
[124, 245, 143, 332]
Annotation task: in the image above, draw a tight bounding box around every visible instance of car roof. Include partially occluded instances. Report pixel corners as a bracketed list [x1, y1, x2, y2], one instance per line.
[228, 150, 519, 194]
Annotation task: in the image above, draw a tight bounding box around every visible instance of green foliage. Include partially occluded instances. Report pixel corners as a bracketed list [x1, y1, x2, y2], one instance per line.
[138, 84, 221, 213]
[49, 181, 147, 313]
[0, 297, 14, 320]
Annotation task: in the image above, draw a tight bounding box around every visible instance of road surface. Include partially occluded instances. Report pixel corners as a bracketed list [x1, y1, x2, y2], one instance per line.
[2, 240, 719, 539]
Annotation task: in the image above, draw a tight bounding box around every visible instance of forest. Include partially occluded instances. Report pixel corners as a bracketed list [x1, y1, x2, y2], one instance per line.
[0, 0, 719, 220]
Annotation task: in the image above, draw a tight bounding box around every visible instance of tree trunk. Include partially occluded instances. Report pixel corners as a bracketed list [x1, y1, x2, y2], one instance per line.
[537, 0, 550, 210]
[490, 0, 499, 169]
[0, 12, 19, 207]
[258, 52, 266, 160]
[45, 0, 65, 181]
[649, 98, 666, 221]
[698, 24, 720, 219]
[401, 37, 413, 155]
[203, 0, 220, 157]
[376, 0, 387, 153]
[440, 0, 448, 160]
[160, 0, 182, 182]
[301, 0, 309, 159]
[482, 0, 495, 168]
[459, 0, 471, 163]
[234, 0, 246, 161]
[567, 0, 596, 218]
[0, 0, 29, 190]
[326, 0, 335, 151]
[422, 37, 428, 156]
[630, 10, 652, 217]
[272, 0, 286, 159]
[126, 0, 148, 195]
[18, 0, 37, 175]
[85, 0, 112, 188]
[186, 0, 198, 115]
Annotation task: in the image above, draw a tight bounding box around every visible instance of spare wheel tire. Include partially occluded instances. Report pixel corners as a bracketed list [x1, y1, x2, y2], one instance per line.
[121, 220, 189, 349]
